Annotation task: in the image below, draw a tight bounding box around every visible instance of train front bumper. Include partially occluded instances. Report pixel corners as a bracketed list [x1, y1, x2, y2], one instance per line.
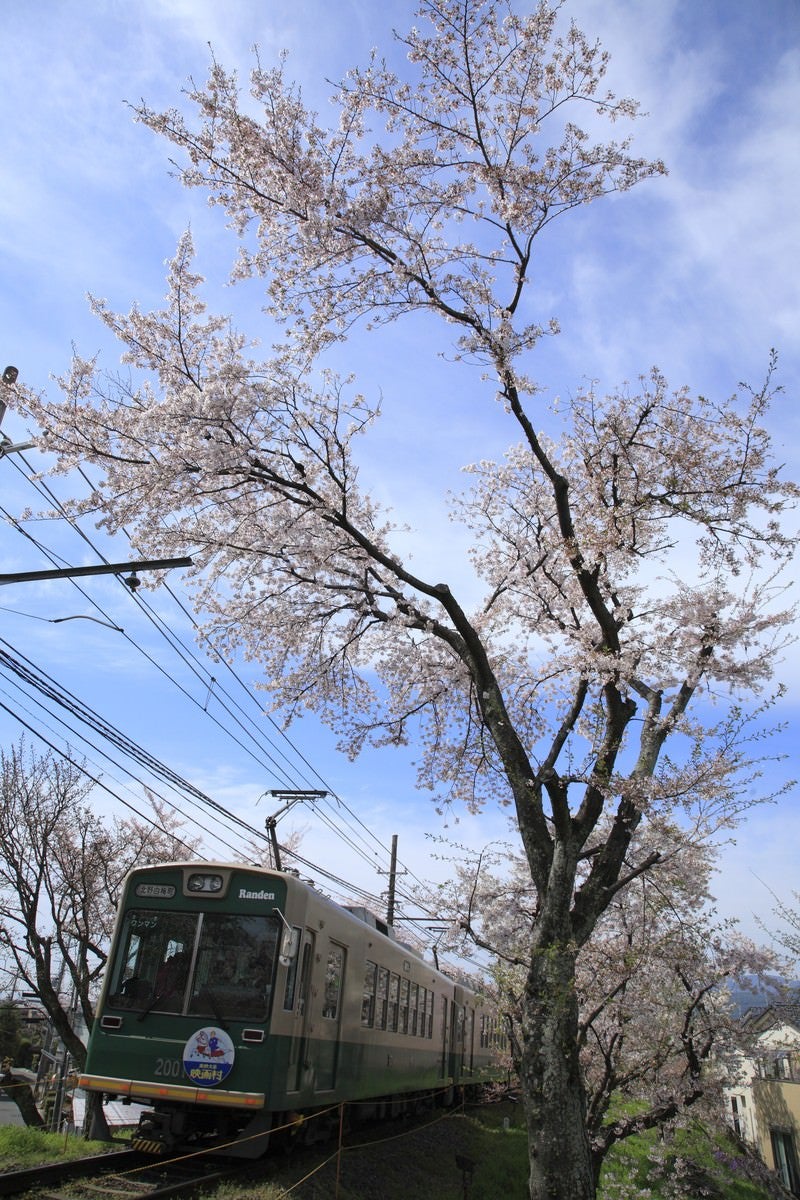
[77, 1073, 265, 1110]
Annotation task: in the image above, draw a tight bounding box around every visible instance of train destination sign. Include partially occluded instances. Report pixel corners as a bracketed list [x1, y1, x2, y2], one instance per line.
[135, 884, 176, 899]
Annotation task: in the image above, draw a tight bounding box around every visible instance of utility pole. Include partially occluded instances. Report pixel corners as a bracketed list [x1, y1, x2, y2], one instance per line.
[386, 834, 399, 926]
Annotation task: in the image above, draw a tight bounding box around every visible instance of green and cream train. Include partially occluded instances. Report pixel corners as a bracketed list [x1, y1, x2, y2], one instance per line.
[78, 862, 506, 1155]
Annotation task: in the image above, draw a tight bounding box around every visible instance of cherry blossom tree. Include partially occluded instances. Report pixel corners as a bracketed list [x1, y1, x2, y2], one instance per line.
[425, 829, 779, 1186]
[8, 1, 797, 1194]
[0, 738, 199, 1133]
[765, 891, 800, 965]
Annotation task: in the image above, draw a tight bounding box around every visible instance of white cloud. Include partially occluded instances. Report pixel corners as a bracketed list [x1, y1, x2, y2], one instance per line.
[0, 0, 797, 949]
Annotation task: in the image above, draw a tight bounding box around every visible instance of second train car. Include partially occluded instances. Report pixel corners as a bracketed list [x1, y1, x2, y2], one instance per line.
[78, 862, 506, 1155]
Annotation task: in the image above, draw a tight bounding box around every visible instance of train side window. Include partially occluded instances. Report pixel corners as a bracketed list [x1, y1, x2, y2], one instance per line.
[361, 960, 377, 1027]
[388, 973, 400, 1032]
[409, 983, 419, 1036]
[399, 978, 410, 1034]
[322, 943, 345, 1020]
[282, 926, 303, 1011]
[428, 990, 435, 1038]
[420, 988, 429, 1038]
[376, 967, 389, 1030]
[457, 1005, 466, 1067]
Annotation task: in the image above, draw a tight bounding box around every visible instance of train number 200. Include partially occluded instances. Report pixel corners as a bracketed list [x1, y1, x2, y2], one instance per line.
[154, 1057, 183, 1078]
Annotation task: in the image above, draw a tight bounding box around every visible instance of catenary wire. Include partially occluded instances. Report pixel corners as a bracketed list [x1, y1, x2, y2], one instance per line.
[0, 632, 403, 917]
[0, 637, 273, 844]
[0, 656, 262, 860]
[1, 454, 464, 950]
[1, 498, 408, 884]
[3, 457, 395, 875]
[0, 697, 200, 858]
[11, 448, 407, 870]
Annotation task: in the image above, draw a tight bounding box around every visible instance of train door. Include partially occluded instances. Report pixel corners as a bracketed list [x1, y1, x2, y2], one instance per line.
[440, 995, 451, 1079]
[453, 1003, 465, 1080]
[316, 940, 346, 1091]
[465, 1006, 475, 1077]
[287, 930, 315, 1093]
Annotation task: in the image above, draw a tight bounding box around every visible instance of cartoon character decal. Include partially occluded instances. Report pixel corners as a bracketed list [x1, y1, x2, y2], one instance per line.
[182, 1026, 235, 1085]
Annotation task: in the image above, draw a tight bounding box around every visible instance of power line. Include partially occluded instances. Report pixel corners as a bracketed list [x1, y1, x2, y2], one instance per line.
[0, 637, 272, 841]
[0, 667, 255, 861]
[0, 453, 458, 940]
[0, 697, 200, 858]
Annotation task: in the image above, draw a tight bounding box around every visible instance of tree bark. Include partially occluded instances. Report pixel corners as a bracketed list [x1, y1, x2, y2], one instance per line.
[84, 1090, 111, 1141]
[520, 942, 594, 1199]
[0, 1062, 44, 1127]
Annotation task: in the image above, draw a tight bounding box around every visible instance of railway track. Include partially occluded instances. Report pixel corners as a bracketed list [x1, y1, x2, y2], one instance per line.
[0, 1148, 253, 1200]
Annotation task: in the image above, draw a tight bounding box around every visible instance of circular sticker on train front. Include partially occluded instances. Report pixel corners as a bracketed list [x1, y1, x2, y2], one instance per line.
[182, 1027, 235, 1086]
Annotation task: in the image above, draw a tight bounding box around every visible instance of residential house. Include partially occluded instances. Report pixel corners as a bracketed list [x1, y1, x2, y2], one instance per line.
[723, 1004, 800, 1196]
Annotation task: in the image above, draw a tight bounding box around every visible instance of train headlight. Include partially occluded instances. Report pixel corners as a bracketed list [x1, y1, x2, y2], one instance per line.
[187, 872, 224, 893]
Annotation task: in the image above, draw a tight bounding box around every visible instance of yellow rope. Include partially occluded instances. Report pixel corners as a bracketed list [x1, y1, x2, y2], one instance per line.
[342, 1106, 458, 1152]
[277, 1150, 340, 1196]
[117, 1103, 341, 1177]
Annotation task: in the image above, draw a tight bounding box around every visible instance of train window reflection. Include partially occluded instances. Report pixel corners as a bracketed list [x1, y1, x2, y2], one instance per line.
[188, 913, 280, 1021]
[106, 909, 280, 1021]
[361, 960, 377, 1027]
[322, 944, 345, 1020]
[107, 910, 195, 1014]
[376, 967, 389, 1031]
[388, 973, 400, 1032]
[283, 926, 303, 1011]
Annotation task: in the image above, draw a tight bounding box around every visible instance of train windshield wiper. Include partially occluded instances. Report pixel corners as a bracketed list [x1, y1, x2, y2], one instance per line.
[136, 991, 165, 1022]
[201, 985, 229, 1032]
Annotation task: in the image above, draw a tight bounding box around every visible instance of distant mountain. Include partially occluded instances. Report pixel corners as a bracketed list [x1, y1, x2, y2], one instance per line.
[726, 975, 800, 1017]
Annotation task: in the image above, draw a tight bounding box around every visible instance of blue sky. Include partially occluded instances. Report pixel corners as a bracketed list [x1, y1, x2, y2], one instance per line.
[0, 0, 798, 960]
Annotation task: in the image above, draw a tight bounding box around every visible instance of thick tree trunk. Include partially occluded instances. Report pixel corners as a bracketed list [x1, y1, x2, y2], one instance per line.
[0, 1062, 44, 1127]
[520, 943, 594, 1200]
[84, 1090, 111, 1141]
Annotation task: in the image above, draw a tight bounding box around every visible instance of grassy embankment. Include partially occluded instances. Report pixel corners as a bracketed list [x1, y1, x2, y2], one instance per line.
[0, 1105, 780, 1199]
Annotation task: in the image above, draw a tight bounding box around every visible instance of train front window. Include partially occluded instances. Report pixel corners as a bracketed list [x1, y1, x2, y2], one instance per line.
[106, 909, 280, 1020]
[107, 910, 196, 1013]
[188, 912, 280, 1021]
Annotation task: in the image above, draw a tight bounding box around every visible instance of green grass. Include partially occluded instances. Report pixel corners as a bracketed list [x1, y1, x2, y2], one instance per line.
[0, 1105, 779, 1198]
[0, 1125, 114, 1169]
[203, 1102, 530, 1200]
[598, 1121, 777, 1200]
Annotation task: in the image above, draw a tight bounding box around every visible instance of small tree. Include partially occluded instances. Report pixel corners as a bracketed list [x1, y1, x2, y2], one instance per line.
[9, 2, 797, 1193]
[0, 738, 199, 1131]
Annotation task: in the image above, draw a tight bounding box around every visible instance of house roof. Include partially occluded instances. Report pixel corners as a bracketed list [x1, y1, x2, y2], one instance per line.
[742, 1003, 800, 1035]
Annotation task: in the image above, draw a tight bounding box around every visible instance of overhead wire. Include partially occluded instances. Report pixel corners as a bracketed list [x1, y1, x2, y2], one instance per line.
[0, 645, 263, 860]
[9, 450, 412, 876]
[0, 696, 200, 858]
[123, 568, 401, 874]
[1, 449, 472, 961]
[0, 654, 394, 916]
[0, 637, 271, 844]
[2, 480, 404, 880]
[0, 671, 228, 851]
[1, 474, 309, 789]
